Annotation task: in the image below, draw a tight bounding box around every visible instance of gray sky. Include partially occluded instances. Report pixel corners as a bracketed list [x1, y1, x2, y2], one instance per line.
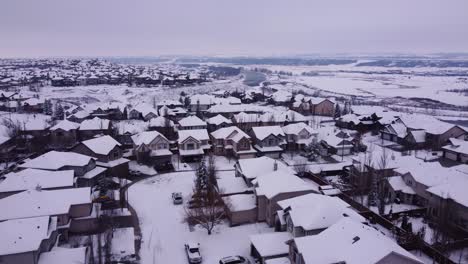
[1, 0, 468, 57]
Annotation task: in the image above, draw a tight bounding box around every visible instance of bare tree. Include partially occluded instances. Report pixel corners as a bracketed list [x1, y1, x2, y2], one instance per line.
[431, 196, 453, 256]
[293, 161, 307, 177]
[376, 147, 391, 215]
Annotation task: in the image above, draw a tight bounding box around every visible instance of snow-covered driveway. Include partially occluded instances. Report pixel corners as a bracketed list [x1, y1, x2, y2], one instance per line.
[128, 171, 272, 264]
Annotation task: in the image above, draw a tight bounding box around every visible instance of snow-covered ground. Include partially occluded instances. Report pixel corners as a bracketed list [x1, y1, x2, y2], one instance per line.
[128, 171, 273, 264]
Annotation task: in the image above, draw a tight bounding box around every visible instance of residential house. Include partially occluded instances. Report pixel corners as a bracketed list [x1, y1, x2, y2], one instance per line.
[282, 122, 317, 151]
[250, 232, 293, 264]
[319, 130, 354, 156]
[131, 131, 172, 166]
[442, 138, 468, 164]
[188, 94, 215, 112]
[0, 169, 74, 199]
[211, 126, 257, 159]
[73, 135, 129, 178]
[177, 129, 210, 162]
[38, 247, 90, 264]
[251, 126, 286, 158]
[128, 104, 158, 121]
[49, 120, 80, 149]
[0, 216, 59, 264]
[22, 98, 44, 113]
[78, 117, 112, 140]
[288, 217, 423, 264]
[235, 156, 294, 186]
[148, 116, 177, 141]
[207, 114, 233, 132]
[19, 151, 106, 187]
[309, 98, 335, 116]
[178, 115, 207, 130]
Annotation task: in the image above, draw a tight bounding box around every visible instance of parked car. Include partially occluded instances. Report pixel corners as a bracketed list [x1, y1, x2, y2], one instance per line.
[185, 242, 202, 263]
[172, 192, 183, 204]
[219, 256, 250, 264]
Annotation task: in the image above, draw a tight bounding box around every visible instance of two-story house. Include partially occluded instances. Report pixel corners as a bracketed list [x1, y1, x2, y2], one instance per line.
[49, 120, 80, 150]
[78, 117, 112, 140]
[131, 131, 172, 167]
[251, 126, 286, 158]
[282, 122, 317, 151]
[210, 126, 257, 159]
[177, 129, 210, 162]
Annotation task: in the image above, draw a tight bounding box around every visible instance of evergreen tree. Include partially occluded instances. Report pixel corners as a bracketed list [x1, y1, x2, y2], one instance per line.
[334, 104, 342, 118]
[54, 103, 64, 120]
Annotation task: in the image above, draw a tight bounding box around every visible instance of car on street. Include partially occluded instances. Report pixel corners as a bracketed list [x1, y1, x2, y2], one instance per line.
[219, 256, 250, 264]
[172, 192, 183, 204]
[185, 242, 202, 263]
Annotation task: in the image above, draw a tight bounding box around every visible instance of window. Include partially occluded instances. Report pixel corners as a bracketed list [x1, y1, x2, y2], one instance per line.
[158, 143, 167, 149]
[56, 131, 64, 137]
[268, 139, 275, 146]
[187, 143, 195, 150]
[113, 151, 119, 158]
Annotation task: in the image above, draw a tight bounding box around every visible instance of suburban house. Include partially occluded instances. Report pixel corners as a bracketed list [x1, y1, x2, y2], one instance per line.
[235, 156, 294, 186]
[211, 126, 257, 159]
[270, 90, 292, 106]
[275, 193, 365, 237]
[78, 117, 112, 140]
[291, 96, 335, 116]
[19, 151, 107, 187]
[177, 115, 207, 130]
[206, 114, 233, 132]
[131, 131, 172, 166]
[442, 138, 468, 164]
[89, 103, 126, 120]
[72, 135, 129, 178]
[22, 97, 45, 113]
[249, 232, 293, 264]
[49, 119, 80, 149]
[319, 130, 354, 156]
[251, 126, 286, 158]
[381, 114, 467, 149]
[188, 94, 215, 112]
[67, 110, 90, 123]
[38, 247, 90, 264]
[0, 187, 92, 228]
[148, 116, 177, 141]
[288, 217, 423, 264]
[128, 104, 158, 121]
[0, 216, 59, 264]
[282, 122, 317, 151]
[177, 129, 210, 162]
[0, 169, 74, 199]
[222, 193, 257, 226]
[254, 170, 319, 226]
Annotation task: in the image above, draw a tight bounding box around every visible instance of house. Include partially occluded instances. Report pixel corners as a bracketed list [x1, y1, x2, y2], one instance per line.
[131, 131, 172, 166]
[89, 103, 126, 120]
[288, 217, 423, 264]
[188, 94, 215, 112]
[442, 138, 468, 164]
[78, 117, 112, 140]
[49, 120, 80, 149]
[233, 112, 263, 131]
[0, 187, 92, 226]
[270, 90, 292, 106]
[67, 110, 90, 123]
[275, 193, 365, 236]
[207, 114, 233, 131]
[211, 126, 257, 159]
[73, 135, 129, 178]
[148, 116, 177, 141]
[22, 97, 45, 113]
[178, 115, 207, 130]
[235, 157, 294, 185]
[0, 135, 15, 162]
[0, 216, 59, 264]
[20, 151, 107, 187]
[309, 98, 335, 116]
[113, 120, 148, 149]
[222, 193, 257, 226]
[38, 247, 90, 264]
[254, 171, 319, 226]
[0, 169, 74, 199]
[177, 129, 210, 162]
[128, 104, 158, 121]
[251, 126, 286, 158]
[282, 122, 317, 151]
[250, 232, 293, 264]
[319, 130, 354, 156]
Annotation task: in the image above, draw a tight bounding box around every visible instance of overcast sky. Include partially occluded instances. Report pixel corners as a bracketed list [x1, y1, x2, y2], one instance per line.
[1, 0, 468, 57]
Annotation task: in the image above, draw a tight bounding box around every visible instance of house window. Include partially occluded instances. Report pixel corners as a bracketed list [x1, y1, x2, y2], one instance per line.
[57, 131, 64, 137]
[186, 143, 195, 150]
[268, 139, 275, 146]
[158, 143, 167, 149]
[113, 151, 119, 159]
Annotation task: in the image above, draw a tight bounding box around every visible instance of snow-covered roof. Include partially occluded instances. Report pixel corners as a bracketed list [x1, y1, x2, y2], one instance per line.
[400, 114, 462, 135]
[255, 171, 319, 199]
[211, 126, 250, 143]
[178, 129, 209, 142]
[250, 232, 292, 257]
[294, 217, 423, 264]
[38, 247, 88, 264]
[132, 104, 158, 117]
[282, 122, 316, 136]
[1, 216, 57, 255]
[271, 90, 292, 103]
[237, 157, 293, 180]
[79, 117, 110, 130]
[252, 126, 285, 141]
[131, 131, 168, 146]
[427, 176, 468, 208]
[50, 120, 80, 131]
[0, 169, 74, 193]
[148, 116, 175, 127]
[396, 160, 468, 188]
[223, 194, 256, 211]
[265, 257, 291, 264]
[206, 114, 232, 126]
[190, 94, 215, 105]
[387, 176, 416, 195]
[20, 151, 94, 170]
[81, 135, 121, 155]
[217, 176, 249, 195]
[0, 187, 91, 221]
[278, 193, 365, 231]
[178, 115, 207, 127]
[443, 138, 468, 155]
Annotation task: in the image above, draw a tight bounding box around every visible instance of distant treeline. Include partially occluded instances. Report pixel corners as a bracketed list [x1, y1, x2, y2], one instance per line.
[177, 57, 356, 66]
[356, 60, 468, 68]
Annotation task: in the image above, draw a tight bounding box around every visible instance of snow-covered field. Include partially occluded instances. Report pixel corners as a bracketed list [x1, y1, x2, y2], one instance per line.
[128, 171, 272, 264]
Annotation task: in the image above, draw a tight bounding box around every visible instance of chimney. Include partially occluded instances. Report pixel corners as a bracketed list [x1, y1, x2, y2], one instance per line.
[273, 160, 278, 171]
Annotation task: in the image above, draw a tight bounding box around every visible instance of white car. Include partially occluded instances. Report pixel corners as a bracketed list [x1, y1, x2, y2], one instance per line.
[219, 256, 250, 264]
[185, 242, 202, 263]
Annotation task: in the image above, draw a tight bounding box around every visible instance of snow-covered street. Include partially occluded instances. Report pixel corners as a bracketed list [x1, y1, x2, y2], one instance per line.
[128, 171, 273, 264]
